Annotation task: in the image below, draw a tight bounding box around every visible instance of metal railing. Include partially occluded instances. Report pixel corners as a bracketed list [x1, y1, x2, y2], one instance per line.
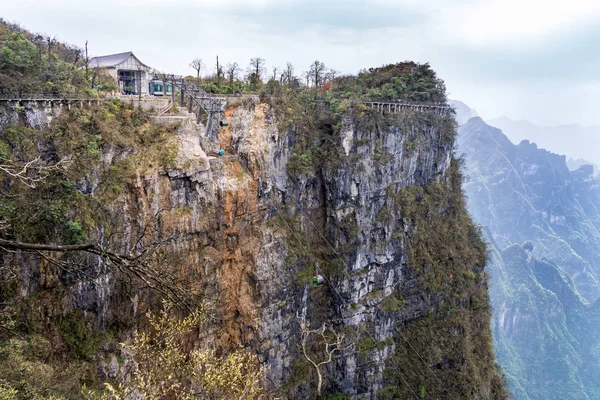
[0, 94, 98, 101]
[153, 74, 227, 139]
[366, 99, 452, 108]
[366, 99, 453, 115]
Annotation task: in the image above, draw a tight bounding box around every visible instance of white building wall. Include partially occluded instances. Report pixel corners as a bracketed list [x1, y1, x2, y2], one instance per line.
[107, 68, 118, 82]
[141, 71, 151, 95]
[115, 55, 151, 95]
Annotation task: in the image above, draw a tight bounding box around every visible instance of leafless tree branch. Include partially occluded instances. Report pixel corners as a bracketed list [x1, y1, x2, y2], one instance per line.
[301, 321, 353, 396]
[0, 233, 198, 311]
[0, 156, 71, 188]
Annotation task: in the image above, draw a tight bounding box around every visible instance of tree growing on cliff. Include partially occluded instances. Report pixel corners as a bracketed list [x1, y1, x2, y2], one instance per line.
[301, 70, 311, 88]
[309, 60, 328, 88]
[225, 62, 240, 87]
[0, 231, 195, 309]
[281, 62, 298, 88]
[190, 58, 204, 82]
[215, 55, 223, 86]
[85, 303, 264, 400]
[247, 57, 266, 89]
[301, 322, 353, 397]
[0, 155, 71, 189]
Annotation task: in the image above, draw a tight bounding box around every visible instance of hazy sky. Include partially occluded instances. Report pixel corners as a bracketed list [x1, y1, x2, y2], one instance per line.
[3, 0, 600, 126]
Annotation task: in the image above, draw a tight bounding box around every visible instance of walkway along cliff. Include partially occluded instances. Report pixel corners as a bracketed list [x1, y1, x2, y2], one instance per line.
[0, 64, 508, 399]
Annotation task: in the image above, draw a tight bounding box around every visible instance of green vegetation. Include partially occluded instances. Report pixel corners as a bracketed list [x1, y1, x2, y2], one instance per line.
[266, 64, 455, 183]
[0, 100, 177, 245]
[57, 313, 115, 361]
[288, 149, 316, 177]
[273, 213, 345, 286]
[381, 293, 405, 312]
[264, 61, 504, 398]
[0, 20, 92, 96]
[0, 96, 180, 398]
[65, 221, 84, 244]
[331, 62, 447, 102]
[84, 305, 264, 400]
[191, 77, 247, 96]
[0, 335, 87, 400]
[379, 159, 509, 399]
[357, 336, 385, 356]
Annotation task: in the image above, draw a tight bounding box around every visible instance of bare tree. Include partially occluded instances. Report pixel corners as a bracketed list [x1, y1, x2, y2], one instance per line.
[225, 62, 240, 87]
[328, 69, 340, 81]
[281, 62, 295, 85]
[301, 322, 353, 396]
[248, 57, 266, 87]
[45, 35, 56, 56]
[84, 40, 89, 82]
[309, 60, 328, 88]
[215, 55, 223, 86]
[82, 40, 100, 89]
[189, 58, 204, 82]
[0, 154, 202, 308]
[302, 70, 311, 87]
[0, 216, 198, 310]
[69, 48, 80, 74]
[0, 156, 71, 189]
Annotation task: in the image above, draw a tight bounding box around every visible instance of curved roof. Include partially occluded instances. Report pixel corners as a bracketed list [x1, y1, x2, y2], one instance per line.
[88, 51, 151, 69]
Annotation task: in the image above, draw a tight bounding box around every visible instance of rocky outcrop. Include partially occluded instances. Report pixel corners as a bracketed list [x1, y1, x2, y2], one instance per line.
[2, 99, 506, 398]
[0, 101, 59, 130]
[242, 106, 456, 396]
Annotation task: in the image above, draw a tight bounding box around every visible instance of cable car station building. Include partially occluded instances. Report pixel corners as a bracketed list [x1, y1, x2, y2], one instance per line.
[88, 51, 155, 96]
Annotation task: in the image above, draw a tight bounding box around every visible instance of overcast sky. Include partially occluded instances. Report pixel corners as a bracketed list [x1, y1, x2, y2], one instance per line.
[2, 0, 600, 126]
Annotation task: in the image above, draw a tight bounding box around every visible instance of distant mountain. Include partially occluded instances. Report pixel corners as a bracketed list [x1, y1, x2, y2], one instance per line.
[459, 117, 600, 399]
[449, 99, 478, 125]
[488, 116, 600, 169]
[485, 234, 600, 400]
[567, 158, 599, 176]
[459, 117, 600, 302]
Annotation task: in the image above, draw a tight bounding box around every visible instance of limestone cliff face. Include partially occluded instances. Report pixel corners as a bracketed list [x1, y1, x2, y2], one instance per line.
[230, 104, 455, 395]
[2, 99, 505, 398]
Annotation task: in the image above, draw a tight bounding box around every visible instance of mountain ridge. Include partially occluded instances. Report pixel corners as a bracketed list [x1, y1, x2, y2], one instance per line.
[459, 114, 600, 399]
[488, 116, 600, 170]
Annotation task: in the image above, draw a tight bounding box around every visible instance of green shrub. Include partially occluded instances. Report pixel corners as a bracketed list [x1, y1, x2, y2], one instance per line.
[357, 337, 382, 356]
[0, 22, 90, 96]
[463, 270, 476, 280]
[381, 294, 405, 312]
[0, 336, 74, 400]
[287, 150, 315, 177]
[57, 313, 113, 361]
[65, 221, 84, 244]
